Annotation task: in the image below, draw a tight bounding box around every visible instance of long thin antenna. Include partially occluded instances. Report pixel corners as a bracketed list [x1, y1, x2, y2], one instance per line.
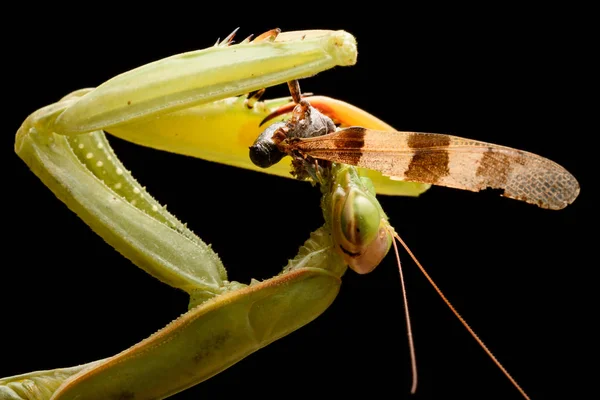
[390, 230, 418, 394]
[392, 231, 531, 400]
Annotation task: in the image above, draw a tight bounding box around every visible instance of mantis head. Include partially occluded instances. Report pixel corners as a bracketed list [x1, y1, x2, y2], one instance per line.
[329, 166, 393, 274]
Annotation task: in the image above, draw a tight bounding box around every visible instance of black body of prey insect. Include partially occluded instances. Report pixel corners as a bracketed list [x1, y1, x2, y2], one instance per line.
[249, 101, 336, 168]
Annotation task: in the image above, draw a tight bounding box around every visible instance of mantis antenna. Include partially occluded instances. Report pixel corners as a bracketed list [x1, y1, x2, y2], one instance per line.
[391, 231, 531, 400]
[389, 228, 418, 394]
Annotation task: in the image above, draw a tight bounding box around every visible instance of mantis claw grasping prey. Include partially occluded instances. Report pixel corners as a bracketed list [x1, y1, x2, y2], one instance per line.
[2, 28, 579, 399]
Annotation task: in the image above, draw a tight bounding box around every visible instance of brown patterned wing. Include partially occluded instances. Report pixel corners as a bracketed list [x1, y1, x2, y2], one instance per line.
[288, 127, 580, 210]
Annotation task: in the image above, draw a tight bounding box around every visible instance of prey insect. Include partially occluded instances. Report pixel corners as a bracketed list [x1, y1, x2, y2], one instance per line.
[254, 81, 578, 211]
[2, 28, 578, 400]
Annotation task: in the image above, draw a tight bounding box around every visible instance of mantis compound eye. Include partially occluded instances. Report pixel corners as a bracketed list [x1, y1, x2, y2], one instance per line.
[332, 185, 392, 274]
[249, 122, 286, 168]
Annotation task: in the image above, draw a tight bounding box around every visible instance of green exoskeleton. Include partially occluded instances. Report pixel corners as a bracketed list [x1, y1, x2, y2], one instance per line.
[1, 29, 382, 400]
[2, 28, 578, 400]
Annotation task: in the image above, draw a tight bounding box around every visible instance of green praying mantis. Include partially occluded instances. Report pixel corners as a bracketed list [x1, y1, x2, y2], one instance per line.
[2, 28, 580, 399]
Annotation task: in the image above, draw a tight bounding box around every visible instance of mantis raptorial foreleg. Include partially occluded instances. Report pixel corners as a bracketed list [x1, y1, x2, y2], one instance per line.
[1, 29, 386, 400]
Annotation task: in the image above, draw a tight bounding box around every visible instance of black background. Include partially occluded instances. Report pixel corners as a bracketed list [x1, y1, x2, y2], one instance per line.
[2, 5, 593, 400]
